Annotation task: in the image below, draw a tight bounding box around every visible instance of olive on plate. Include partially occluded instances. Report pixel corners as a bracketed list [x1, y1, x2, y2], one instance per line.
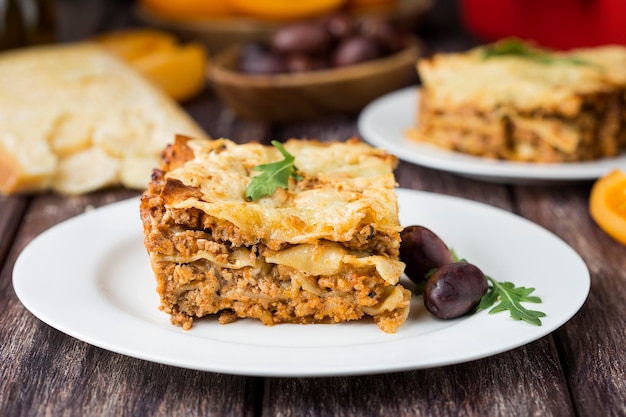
[399, 225, 454, 283]
[423, 262, 488, 319]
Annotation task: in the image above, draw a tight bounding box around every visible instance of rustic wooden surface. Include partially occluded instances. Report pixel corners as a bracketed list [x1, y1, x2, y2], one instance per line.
[2, 1, 626, 416]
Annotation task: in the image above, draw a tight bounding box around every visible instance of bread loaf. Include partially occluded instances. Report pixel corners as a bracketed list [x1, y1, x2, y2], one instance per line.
[0, 42, 210, 195]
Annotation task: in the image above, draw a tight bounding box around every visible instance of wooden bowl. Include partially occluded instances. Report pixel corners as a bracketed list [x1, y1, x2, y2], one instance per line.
[209, 38, 422, 121]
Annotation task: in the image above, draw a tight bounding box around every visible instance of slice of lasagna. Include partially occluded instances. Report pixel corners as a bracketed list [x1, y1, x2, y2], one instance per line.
[140, 136, 411, 333]
[410, 40, 626, 162]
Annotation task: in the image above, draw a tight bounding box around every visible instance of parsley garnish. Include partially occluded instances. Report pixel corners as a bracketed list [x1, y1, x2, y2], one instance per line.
[482, 38, 592, 67]
[245, 140, 302, 201]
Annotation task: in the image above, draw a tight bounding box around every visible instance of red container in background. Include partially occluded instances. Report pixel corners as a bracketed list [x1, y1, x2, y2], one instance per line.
[460, 0, 626, 50]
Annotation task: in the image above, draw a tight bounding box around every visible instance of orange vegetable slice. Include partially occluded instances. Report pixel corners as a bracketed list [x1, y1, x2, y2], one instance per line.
[227, 0, 346, 21]
[589, 169, 626, 245]
[140, 0, 234, 19]
[92, 29, 177, 61]
[93, 29, 208, 102]
[132, 42, 208, 102]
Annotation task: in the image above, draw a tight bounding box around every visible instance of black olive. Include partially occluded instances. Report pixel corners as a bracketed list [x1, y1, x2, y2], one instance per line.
[423, 262, 488, 319]
[320, 12, 355, 41]
[271, 21, 331, 56]
[238, 44, 286, 74]
[331, 35, 382, 67]
[359, 16, 406, 54]
[399, 225, 454, 283]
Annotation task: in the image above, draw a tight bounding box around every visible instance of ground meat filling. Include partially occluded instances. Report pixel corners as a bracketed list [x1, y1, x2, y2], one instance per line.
[142, 196, 407, 332]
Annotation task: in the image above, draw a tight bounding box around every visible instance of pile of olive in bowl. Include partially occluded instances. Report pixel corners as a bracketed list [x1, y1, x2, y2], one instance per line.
[209, 12, 421, 121]
[238, 12, 411, 74]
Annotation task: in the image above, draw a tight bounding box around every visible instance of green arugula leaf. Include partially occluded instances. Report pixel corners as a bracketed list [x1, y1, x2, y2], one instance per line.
[479, 276, 546, 326]
[245, 140, 302, 201]
[482, 38, 593, 67]
[453, 247, 545, 325]
[483, 38, 547, 61]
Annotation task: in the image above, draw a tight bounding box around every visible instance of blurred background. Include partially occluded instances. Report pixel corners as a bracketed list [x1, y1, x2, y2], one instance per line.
[2, 0, 625, 121]
[4, 0, 617, 51]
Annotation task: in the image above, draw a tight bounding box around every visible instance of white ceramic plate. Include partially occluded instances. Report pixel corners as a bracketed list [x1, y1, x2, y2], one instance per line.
[358, 87, 626, 184]
[13, 190, 589, 377]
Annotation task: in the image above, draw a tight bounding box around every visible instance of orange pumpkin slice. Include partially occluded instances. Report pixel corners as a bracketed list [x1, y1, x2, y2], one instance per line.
[227, 0, 346, 21]
[140, 0, 234, 19]
[92, 29, 177, 60]
[93, 29, 208, 102]
[131, 42, 208, 102]
[589, 169, 626, 245]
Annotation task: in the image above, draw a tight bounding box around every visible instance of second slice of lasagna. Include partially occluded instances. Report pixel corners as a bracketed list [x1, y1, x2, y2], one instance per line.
[411, 40, 626, 162]
[140, 136, 411, 333]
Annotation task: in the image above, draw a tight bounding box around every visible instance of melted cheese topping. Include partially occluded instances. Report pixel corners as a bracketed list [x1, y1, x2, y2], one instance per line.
[571, 45, 626, 85]
[418, 46, 618, 116]
[165, 138, 401, 245]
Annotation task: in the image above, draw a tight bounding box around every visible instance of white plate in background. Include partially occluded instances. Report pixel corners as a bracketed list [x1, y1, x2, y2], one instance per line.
[358, 87, 625, 184]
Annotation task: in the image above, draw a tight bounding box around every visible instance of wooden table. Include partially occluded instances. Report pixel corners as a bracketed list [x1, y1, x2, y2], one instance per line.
[2, 1, 625, 416]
